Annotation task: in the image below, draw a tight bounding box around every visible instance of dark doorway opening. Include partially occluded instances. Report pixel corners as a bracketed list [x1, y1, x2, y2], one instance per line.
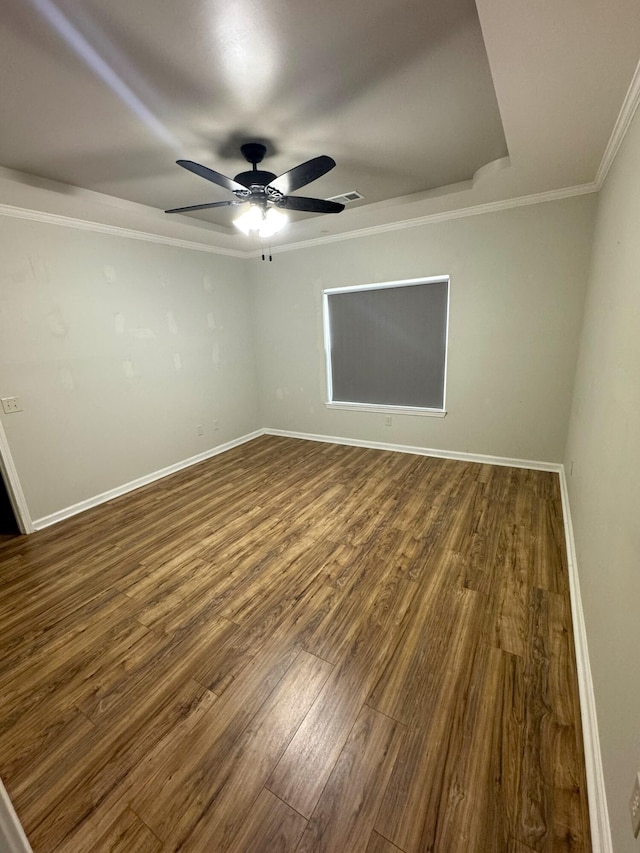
[0, 472, 21, 538]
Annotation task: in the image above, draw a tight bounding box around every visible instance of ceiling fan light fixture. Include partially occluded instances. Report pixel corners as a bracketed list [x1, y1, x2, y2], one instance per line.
[259, 207, 288, 238]
[233, 204, 288, 238]
[233, 204, 264, 235]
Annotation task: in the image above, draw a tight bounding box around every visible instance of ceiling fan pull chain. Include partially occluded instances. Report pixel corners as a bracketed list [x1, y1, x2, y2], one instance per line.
[260, 234, 273, 262]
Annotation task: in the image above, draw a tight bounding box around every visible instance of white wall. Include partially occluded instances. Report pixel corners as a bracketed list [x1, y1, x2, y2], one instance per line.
[564, 106, 640, 853]
[250, 195, 596, 463]
[0, 218, 257, 521]
[0, 195, 597, 525]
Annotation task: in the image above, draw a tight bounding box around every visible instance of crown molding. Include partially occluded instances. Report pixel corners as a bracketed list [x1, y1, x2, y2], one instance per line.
[6, 129, 639, 260]
[251, 182, 599, 256]
[595, 56, 640, 188]
[0, 203, 245, 258]
[0, 183, 603, 260]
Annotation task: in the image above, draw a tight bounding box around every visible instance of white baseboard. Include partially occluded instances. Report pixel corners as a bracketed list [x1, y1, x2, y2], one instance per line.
[0, 779, 32, 853]
[27, 428, 562, 531]
[558, 467, 612, 853]
[32, 430, 264, 530]
[263, 428, 562, 472]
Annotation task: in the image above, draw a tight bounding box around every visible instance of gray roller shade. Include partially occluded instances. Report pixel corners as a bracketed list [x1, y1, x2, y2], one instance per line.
[326, 279, 448, 409]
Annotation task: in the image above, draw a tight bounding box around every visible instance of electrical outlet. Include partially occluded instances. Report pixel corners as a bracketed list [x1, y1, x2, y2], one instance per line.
[197, 424, 204, 436]
[213, 420, 220, 431]
[630, 771, 640, 838]
[385, 416, 392, 427]
[1, 397, 22, 414]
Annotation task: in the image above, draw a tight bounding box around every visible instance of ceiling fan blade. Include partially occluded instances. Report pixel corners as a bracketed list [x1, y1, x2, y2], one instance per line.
[164, 200, 240, 214]
[278, 196, 345, 213]
[268, 156, 336, 194]
[176, 160, 247, 194]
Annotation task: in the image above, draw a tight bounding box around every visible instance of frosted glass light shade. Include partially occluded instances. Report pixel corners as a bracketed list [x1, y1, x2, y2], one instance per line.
[233, 205, 264, 235]
[259, 208, 288, 238]
[233, 205, 288, 237]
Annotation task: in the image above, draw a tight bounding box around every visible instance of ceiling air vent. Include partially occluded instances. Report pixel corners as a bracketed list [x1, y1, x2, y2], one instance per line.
[327, 190, 364, 205]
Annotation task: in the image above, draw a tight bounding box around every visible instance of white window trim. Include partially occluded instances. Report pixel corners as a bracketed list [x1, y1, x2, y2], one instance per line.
[322, 275, 450, 416]
[325, 402, 446, 417]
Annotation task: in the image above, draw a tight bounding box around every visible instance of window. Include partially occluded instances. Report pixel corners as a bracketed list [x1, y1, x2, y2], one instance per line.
[323, 276, 449, 416]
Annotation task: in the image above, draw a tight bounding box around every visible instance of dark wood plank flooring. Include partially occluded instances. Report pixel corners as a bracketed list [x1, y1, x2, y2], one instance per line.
[0, 435, 590, 852]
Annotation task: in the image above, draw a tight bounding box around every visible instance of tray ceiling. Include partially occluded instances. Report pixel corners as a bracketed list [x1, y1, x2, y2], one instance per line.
[0, 0, 639, 250]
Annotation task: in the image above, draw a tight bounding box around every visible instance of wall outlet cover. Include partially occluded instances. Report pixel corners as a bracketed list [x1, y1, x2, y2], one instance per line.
[1, 397, 22, 414]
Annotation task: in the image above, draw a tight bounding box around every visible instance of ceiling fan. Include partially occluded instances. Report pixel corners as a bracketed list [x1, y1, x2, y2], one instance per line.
[165, 143, 345, 238]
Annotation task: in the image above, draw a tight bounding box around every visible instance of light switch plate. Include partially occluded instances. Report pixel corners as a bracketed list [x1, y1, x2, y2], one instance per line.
[1, 397, 22, 414]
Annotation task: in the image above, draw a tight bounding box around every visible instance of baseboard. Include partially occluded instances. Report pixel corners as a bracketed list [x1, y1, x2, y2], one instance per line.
[558, 467, 612, 853]
[0, 779, 32, 853]
[29, 428, 560, 531]
[263, 428, 562, 472]
[29, 428, 562, 531]
[32, 430, 264, 530]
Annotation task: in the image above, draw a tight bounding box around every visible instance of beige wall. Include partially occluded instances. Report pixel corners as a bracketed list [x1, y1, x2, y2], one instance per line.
[565, 107, 640, 853]
[0, 218, 257, 521]
[0, 195, 597, 526]
[250, 195, 596, 463]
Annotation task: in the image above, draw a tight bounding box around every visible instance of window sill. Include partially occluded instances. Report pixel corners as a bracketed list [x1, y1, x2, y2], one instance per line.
[325, 402, 447, 418]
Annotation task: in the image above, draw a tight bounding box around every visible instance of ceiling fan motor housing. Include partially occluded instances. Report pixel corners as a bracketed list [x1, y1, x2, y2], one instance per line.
[240, 142, 266, 163]
[233, 169, 278, 189]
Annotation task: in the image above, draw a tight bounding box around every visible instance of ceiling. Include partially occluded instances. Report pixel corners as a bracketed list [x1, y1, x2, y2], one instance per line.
[1, 0, 639, 252]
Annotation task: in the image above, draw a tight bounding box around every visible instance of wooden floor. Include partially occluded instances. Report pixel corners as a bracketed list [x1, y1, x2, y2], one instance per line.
[0, 435, 590, 852]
